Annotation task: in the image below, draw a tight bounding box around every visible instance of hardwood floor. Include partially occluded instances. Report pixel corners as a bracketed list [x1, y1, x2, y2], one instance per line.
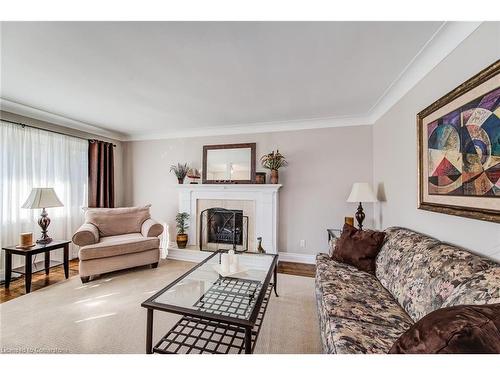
[1, 258, 315, 304]
[277, 261, 316, 278]
[0, 259, 79, 303]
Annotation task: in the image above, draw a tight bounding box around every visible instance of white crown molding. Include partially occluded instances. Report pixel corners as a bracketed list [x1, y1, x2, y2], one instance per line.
[124, 114, 372, 141]
[0, 98, 127, 141]
[367, 21, 482, 123]
[278, 252, 316, 264]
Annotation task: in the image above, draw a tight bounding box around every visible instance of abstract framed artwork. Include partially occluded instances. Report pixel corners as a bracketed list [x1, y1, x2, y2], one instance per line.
[417, 60, 500, 223]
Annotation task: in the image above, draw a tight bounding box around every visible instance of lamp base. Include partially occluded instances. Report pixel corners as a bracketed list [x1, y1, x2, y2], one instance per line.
[355, 202, 365, 230]
[37, 208, 53, 245]
[36, 236, 53, 245]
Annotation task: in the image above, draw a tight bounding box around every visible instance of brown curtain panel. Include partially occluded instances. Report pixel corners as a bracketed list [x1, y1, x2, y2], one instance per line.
[88, 140, 115, 208]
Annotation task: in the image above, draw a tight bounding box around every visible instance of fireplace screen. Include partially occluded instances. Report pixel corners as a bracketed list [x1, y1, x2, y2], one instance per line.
[199, 207, 248, 252]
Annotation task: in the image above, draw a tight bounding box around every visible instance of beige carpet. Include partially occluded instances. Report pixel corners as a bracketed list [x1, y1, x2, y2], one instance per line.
[0, 259, 321, 354]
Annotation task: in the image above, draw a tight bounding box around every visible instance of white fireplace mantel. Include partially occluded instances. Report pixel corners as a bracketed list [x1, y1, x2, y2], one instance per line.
[177, 184, 282, 254]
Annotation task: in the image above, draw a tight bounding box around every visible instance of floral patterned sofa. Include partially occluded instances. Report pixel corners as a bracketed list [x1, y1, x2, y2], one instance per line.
[315, 227, 500, 354]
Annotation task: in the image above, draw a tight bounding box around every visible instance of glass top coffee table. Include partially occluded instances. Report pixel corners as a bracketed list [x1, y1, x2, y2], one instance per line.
[141, 250, 279, 354]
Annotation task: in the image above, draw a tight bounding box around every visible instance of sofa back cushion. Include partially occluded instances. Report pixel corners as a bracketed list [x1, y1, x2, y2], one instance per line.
[376, 227, 440, 321]
[85, 205, 151, 237]
[442, 267, 500, 308]
[376, 227, 497, 322]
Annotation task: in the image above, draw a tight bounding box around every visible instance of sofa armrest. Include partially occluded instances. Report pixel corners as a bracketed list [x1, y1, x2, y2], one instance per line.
[72, 223, 99, 246]
[141, 219, 164, 238]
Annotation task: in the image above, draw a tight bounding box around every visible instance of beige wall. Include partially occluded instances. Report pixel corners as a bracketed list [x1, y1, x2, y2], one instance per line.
[123, 125, 373, 255]
[0, 111, 125, 206]
[373, 22, 500, 261]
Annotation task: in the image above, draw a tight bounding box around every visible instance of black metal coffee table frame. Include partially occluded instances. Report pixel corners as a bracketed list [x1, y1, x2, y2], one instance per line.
[141, 250, 279, 354]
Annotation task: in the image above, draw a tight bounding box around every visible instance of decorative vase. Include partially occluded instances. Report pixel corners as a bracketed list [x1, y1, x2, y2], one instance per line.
[176, 233, 188, 248]
[177, 177, 185, 184]
[270, 169, 279, 184]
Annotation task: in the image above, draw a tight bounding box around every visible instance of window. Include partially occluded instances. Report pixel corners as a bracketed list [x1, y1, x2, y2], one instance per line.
[0, 121, 88, 276]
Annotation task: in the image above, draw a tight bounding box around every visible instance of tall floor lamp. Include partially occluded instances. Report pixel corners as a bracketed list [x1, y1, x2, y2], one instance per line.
[347, 183, 377, 230]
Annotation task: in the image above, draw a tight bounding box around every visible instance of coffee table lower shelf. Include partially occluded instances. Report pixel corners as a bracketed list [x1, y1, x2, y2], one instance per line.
[153, 285, 272, 354]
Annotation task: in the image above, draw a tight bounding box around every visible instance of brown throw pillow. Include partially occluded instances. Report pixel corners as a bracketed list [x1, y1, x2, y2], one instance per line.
[332, 223, 385, 274]
[389, 304, 500, 354]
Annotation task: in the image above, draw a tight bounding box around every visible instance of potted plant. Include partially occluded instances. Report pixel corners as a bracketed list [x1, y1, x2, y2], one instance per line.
[170, 163, 190, 184]
[175, 212, 190, 248]
[260, 149, 288, 184]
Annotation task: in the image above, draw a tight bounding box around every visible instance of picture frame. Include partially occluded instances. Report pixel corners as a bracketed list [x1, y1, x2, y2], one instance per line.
[417, 60, 500, 223]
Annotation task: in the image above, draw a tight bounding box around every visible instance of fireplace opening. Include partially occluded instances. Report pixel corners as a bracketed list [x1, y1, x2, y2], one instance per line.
[199, 207, 248, 252]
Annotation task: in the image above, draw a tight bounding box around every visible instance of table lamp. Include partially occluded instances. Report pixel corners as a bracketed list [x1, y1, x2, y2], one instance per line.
[22, 188, 64, 244]
[346, 183, 377, 230]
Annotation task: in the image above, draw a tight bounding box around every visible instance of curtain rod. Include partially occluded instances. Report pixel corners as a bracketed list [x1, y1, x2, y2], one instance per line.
[1, 118, 117, 147]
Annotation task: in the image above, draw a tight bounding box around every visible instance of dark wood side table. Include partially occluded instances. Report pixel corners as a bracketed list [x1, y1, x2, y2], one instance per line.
[2, 240, 71, 293]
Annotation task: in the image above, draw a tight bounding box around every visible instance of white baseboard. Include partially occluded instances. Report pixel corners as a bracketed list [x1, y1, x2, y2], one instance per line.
[165, 247, 211, 263]
[166, 245, 316, 265]
[278, 252, 316, 264]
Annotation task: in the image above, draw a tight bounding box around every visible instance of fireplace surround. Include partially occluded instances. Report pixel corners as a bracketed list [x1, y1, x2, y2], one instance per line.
[176, 184, 282, 254]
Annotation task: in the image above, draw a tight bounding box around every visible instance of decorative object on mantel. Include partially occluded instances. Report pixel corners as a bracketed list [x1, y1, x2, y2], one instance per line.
[22, 188, 64, 244]
[257, 237, 266, 253]
[202, 143, 256, 184]
[417, 60, 499, 223]
[346, 183, 377, 230]
[255, 172, 266, 184]
[170, 163, 190, 184]
[344, 216, 354, 226]
[260, 149, 287, 184]
[175, 212, 190, 248]
[16, 232, 35, 249]
[187, 168, 201, 184]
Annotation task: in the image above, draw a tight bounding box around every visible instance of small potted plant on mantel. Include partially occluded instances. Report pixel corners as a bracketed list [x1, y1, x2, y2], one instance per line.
[175, 212, 190, 249]
[260, 150, 288, 184]
[170, 163, 190, 184]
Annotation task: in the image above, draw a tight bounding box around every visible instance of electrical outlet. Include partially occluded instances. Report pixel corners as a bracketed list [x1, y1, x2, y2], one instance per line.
[300, 239, 306, 249]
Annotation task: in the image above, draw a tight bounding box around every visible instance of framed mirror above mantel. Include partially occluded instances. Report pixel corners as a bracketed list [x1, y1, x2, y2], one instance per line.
[202, 143, 256, 184]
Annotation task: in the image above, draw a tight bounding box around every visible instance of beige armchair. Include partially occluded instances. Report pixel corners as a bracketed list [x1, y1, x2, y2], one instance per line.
[72, 205, 163, 283]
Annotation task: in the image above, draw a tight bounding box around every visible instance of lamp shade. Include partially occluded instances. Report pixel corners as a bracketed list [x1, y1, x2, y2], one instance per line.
[22, 188, 64, 209]
[347, 183, 377, 203]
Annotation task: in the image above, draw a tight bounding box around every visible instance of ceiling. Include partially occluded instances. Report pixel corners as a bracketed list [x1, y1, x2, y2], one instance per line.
[0, 22, 478, 140]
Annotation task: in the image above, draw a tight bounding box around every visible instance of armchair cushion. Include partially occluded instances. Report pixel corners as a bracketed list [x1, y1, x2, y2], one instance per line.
[85, 205, 151, 236]
[72, 223, 99, 246]
[141, 218, 164, 238]
[78, 233, 160, 261]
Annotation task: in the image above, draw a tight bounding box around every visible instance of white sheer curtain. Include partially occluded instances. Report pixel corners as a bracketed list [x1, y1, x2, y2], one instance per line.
[0, 121, 88, 278]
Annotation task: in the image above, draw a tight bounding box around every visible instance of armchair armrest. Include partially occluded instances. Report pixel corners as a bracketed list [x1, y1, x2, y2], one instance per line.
[141, 218, 164, 238]
[72, 223, 99, 246]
